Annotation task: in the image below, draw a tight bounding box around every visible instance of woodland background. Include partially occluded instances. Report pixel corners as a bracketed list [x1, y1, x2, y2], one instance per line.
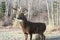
[0, 0, 60, 40]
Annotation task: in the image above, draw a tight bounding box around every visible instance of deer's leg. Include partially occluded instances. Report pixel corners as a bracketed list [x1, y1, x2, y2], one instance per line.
[43, 34, 45, 40]
[25, 34, 28, 40]
[39, 33, 45, 40]
[30, 34, 32, 40]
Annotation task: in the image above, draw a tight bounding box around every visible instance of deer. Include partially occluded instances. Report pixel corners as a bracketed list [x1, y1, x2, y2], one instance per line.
[13, 8, 46, 40]
[17, 13, 46, 40]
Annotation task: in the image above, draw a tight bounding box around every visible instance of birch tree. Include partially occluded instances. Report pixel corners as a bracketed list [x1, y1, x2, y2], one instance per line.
[53, 0, 58, 26]
[28, 0, 33, 20]
[57, 3, 59, 26]
[46, 0, 51, 26]
[51, 0, 54, 27]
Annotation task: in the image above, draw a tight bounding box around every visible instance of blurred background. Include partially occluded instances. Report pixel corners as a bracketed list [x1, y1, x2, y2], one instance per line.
[0, 0, 60, 40]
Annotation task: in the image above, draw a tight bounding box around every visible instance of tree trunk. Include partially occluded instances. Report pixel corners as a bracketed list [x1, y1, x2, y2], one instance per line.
[56, 1, 58, 26]
[28, 0, 33, 21]
[51, 1, 54, 27]
[46, 0, 51, 26]
[3, 0, 13, 26]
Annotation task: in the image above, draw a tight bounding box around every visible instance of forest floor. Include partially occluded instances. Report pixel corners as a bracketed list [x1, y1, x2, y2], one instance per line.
[0, 20, 60, 40]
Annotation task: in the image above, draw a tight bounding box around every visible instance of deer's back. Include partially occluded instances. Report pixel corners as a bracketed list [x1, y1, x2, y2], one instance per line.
[26, 22, 46, 34]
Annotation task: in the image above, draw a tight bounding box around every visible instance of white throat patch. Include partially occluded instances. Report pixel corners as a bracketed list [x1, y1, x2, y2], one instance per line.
[18, 20, 23, 22]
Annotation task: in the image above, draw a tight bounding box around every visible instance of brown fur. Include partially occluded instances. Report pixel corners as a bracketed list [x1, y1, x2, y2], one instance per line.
[18, 13, 46, 40]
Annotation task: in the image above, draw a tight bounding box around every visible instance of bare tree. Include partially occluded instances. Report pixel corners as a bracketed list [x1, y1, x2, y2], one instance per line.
[3, 0, 15, 26]
[28, 0, 33, 20]
[46, 0, 51, 26]
[3, 0, 10, 26]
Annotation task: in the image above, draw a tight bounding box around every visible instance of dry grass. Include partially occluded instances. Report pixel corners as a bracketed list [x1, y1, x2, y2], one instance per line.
[0, 20, 60, 40]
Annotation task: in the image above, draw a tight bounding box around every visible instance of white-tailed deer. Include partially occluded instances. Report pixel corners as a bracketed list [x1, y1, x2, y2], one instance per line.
[13, 8, 46, 40]
[18, 13, 46, 40]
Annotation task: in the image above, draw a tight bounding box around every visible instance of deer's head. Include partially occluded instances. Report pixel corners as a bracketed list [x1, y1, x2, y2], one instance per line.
[12, 7, 28, 20]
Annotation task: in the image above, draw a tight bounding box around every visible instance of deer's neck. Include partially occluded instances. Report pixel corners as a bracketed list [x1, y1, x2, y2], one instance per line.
[22, 16, 28, 26]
